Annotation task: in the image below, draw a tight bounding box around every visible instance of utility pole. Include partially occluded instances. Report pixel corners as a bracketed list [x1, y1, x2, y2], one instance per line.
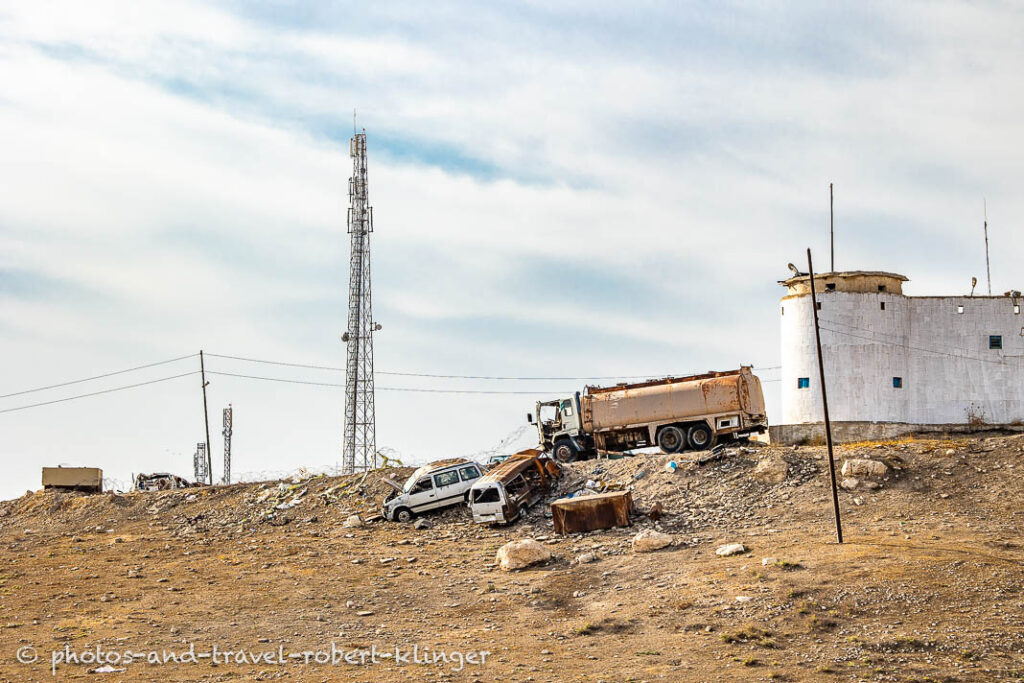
[807, 248, 843, 544]
[341, 126, 380, 474]
[222, 404, 232, 485]
[829, 183, 835, 273]
[199, 350, 212, 485]
[984, 199, 991, 295]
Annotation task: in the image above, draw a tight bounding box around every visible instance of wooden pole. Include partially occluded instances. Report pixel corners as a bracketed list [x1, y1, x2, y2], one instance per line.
[807, 248, 843, 543]
[200, 350, 212, 485]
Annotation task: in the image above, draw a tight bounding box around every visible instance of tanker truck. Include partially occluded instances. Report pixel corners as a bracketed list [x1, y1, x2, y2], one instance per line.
[528, 366, 767, 463]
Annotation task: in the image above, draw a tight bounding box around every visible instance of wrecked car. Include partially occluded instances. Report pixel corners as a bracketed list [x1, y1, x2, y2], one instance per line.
[468, 449, 561, 524]
[381, 459, 483, 523]
[134, 472, 195, 492]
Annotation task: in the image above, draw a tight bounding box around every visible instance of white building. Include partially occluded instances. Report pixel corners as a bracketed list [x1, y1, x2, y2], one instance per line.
[772, 271, 1024, 444]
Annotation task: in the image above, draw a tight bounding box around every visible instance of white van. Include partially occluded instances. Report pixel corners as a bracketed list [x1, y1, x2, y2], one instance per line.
[469, 450, 560, 524]
[381, 459, 483, 523]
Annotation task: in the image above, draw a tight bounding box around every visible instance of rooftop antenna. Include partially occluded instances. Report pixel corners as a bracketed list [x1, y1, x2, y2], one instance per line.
[830, 182, 835, 273]
[353, 108, 357, 136]
[983, 199, 991, 295]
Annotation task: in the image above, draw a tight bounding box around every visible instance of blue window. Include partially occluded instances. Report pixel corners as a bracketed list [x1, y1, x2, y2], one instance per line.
[989, 335, 1003, 350]
[893, 377, 903, 389]
[797, 377, 810, 389]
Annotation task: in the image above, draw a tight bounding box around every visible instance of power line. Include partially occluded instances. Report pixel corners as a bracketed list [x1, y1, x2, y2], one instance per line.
[206, 351, 780, 381]
[818, 323, 1022, 367]
[0, 371, 200, 414]
[0, 351, 783, 414]
[0, 353, 198, 400]
[207, 370, 569, 393]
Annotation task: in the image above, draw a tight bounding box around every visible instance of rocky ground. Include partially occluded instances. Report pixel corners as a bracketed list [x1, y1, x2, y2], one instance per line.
[1, 436, 1023, 681]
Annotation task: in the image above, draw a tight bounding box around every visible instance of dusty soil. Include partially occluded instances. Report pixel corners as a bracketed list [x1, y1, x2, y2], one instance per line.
[1, 436, 1023, 682]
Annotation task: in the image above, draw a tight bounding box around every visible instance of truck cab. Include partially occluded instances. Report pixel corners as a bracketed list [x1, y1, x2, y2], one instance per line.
[531, 392, 589, 463]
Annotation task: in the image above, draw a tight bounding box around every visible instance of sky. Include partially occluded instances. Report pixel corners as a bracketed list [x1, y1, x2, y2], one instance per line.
[1, 1, 1022, 499]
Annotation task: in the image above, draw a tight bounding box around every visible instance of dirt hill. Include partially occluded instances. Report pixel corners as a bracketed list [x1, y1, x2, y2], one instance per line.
[1, 436, 1022, 681]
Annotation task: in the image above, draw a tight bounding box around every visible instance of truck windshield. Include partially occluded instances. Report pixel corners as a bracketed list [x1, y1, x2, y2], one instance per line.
[539, 404, 559, 424]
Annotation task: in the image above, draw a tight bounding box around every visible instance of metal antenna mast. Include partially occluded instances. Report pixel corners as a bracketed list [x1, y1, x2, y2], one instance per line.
[983, 199, 991, 295]
[222, 404, 232, 484]
[341, 125, 379, 473]
[829, 182, 834, 272]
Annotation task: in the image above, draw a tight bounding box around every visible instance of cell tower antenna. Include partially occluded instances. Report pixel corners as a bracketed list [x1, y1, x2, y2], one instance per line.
[193, 442, 209, 485]
[983, 198, 991, 296]
[222, 404, 232, 484]
[341, 126, 379, 474]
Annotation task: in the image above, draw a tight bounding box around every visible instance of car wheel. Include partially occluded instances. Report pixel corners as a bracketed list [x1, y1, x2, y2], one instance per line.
[395, 507, 414, 523]
[656, 425, 685, 454]
[553, 440, 578, 463]
[687, 424, 714, 450]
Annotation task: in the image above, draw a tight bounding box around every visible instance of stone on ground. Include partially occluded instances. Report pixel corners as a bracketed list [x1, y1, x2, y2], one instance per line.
[715, 543, 747, 557]
[632, 529, 674, 553]
[342, 515, 364, 528]
[752, 455, 789, 483]
[840, 459, 889, 479]
[496, 539, 551, 571]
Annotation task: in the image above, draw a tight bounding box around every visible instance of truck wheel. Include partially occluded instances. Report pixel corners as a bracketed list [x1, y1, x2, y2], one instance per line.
[687, 424, 714, 451]
[553, 440, 578, 463]
[394, 507, 414, 523]
[656, 426, 685, 454]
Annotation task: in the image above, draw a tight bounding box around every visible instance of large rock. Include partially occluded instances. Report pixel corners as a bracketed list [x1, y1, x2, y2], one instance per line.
[840, 459, 889, 480]
[495, 539, 551, 571]
[631, 529, 674, 553]
[752, 455, 788, 483]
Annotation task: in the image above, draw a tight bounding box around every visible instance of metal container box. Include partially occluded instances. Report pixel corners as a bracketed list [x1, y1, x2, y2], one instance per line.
[550, 490, 633, 535]
[41, 467, 103, 493]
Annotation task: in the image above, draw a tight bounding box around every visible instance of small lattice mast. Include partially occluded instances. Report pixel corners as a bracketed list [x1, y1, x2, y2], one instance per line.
[341, 126, 379, 473]
[222, 405, 232, 484]
[193, 442, 209, 484]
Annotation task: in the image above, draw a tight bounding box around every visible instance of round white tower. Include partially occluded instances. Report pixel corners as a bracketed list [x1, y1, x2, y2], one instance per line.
[779, 271, 910, 434]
